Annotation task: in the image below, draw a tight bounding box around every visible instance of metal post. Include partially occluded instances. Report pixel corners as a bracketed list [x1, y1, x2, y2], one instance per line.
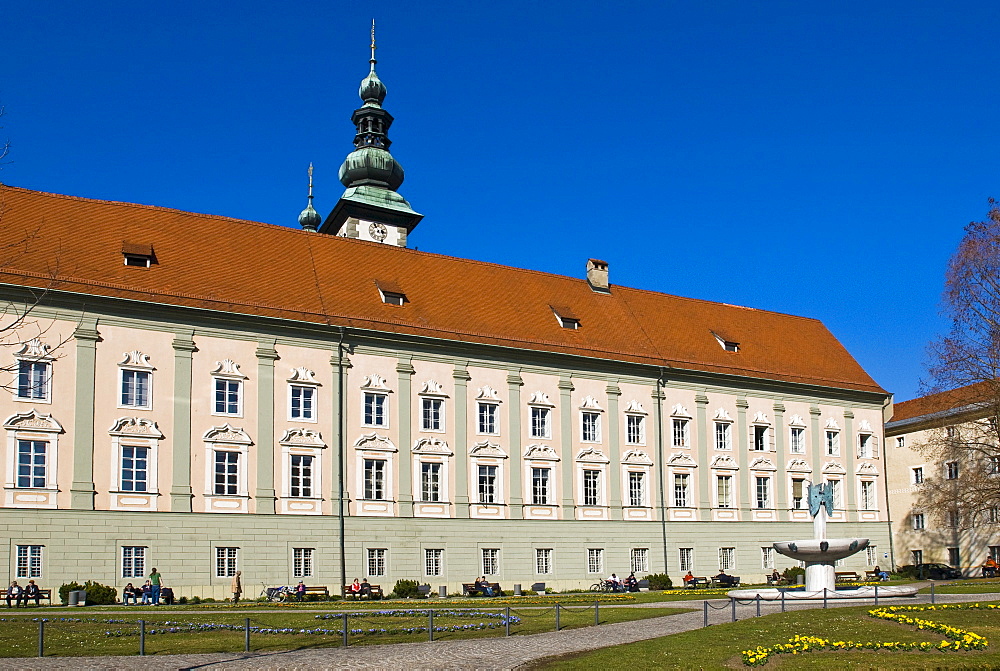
[703, 600, 708, 627]
[823, 588, 828, 609]
[342, 613, 348, 647]
[594, 600, 600, 626]
[37, 620, 44, 658]
[781, 590, 786, 613]
[244, 618, 251, 652]
[931, 583, 936, 604]
[730, 597, 736, 622]
[429, 609, 434, 642]
[555, 603, 561, 631]
[755, 594, 761, 617]
[505, 606, 511, 636]
[139, 619, 145, 656]
[874, 585, 878, 607]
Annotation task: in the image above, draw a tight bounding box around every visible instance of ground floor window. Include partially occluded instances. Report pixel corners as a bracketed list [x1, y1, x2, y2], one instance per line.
[719, 547, 735, 571]
[16, 545, 42, 579]
[482, 548, 500, 576]
[990, 546, 1000, 562]
[679, 548, 693, 572]
[630, 548, 648, 573]
[425, 549, 443, 576]
[536, 548, 552, 574]
[866, 545, 878, 565]
[216, 547, 238, 577]
[761, 547, 774, 569]
[948, 547, 961, 568]
[293, 548, 314, 578]
[911, 549, 923, 565]
[587, 548, 603, 574]
[368, 548, 387, 577]
[122, 546, 146, 578]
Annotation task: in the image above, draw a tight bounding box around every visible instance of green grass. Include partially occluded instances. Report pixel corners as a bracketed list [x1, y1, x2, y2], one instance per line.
[530, 605, 1000, 669]
[0, 605, 689, 657]
[920, 579, 1000, 594]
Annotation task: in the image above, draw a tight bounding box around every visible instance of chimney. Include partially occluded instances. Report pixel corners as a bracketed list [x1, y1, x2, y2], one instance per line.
[586, 258, 610, 293]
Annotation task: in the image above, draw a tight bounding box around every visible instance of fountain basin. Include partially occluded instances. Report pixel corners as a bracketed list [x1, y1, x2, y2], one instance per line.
[773, 538, 869, 562]
[728, 585, 918, 600]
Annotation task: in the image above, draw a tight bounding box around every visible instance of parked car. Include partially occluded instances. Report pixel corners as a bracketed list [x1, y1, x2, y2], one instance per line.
[915, 563, 962, 580]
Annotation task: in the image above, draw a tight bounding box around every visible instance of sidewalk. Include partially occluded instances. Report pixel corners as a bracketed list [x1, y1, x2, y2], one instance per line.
[4, 589, 996, 670]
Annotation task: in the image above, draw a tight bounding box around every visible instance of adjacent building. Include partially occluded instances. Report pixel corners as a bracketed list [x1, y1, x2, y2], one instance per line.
[0, 40, 892, 597]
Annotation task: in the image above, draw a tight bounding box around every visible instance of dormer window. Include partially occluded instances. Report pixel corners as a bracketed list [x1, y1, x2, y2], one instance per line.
[122, 242, 155, 268]
[376, 280, 406, 306]
[711, 331, 739, 352]
[551, 305, 580, 330]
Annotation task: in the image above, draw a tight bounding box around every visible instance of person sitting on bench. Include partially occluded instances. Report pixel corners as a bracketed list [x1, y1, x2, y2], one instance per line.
[714, 570, 737, 586]
[24, 580, 42, 606]
[683, 571, 696, 588]
[348, 578, 363, 597]
[360, 578, 372, 597]
[475, 576, 494, 596]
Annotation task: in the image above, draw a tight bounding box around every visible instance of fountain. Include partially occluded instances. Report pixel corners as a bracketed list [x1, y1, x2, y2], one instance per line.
[727, 482, 917, 600]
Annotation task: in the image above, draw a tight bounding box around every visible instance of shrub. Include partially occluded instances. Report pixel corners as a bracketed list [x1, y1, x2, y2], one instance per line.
[392, 579, 421, 599]
[190, 596, 202, 604]
[59, 580, 117, 605]
[895, 564, 918, 579]
[782, 566, 805, 583]
[58, 582, 85, 605]
[178, 596, 188, 604]
[646, 573, 672, 590]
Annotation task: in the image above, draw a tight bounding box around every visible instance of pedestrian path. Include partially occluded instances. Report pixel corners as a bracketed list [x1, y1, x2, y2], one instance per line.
[5, 589, 996, 670]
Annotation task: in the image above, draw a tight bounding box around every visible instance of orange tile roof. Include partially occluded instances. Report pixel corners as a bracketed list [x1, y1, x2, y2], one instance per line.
[0, 185, 885, 394]
[891, 380, 998, 423]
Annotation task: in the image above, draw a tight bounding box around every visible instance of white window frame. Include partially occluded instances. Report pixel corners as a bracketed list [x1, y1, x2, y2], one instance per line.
[751, 423, 769, 452]
[789, 426, 806, 454]
[110, 417, 163, 500]
[215, 546, 239, 577]
[16, 545, 43, 578]
[911, 549, 923, 564]
[761, 546, 774, 569]
[825, 430, 840, 457]
[477, 401, 500, 436]
[531, 466, 551, 505]
[630, 548, 648, 573]
[122, 546, 146, 578]
[13, 339, 53, 404]
[421, 461, 443, 502]
[119, 369, 152, 410]
[719, 547, 735, 571]
[625, 414, 645, 446]
[530, 406, 551, 439]
[581, 411, 602, 443]
[203, 424, 252, 507]
[211, 360, 247, 418]
[679, 547, 693, 572]
[425, 548, 444, 576]
[421, 397, 445, 432]
[673, 472, 690, 508]
[857, 432, 874, 459]
[587, 548, 604, 574]
[714, 421, 732, 450]
[470, 442, 506, 505]
[482, 548, 500, 576]
[536, 548, 553, 574]
[287, 367, 320, 422]
[791, 476, 806, 509]
[859, 479, 876, 510]
[826, 477, 842, 509]
[354, 434, 397, 505]
[866, 545, 878, 565]
[363, 392, 389, 428]
[364, 458, 388, 500]
[912, 512, 925, 530]
[278, 428, 325, 507]
[912, 466, 924, 484]
[582, 468, 602, 506]
[627, 470, 646, 507]
[755, 475, 772, 509]
[4, 411, 63, 496]
[293, 547, 314, 578]
[367, 548, 387, 577]
[946, 461, 959, 480]
[896, 436, 905, 448]
[672, 417, 690, 448]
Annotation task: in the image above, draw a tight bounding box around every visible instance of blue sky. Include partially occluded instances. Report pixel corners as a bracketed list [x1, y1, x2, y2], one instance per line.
[4, 1, 998, 401]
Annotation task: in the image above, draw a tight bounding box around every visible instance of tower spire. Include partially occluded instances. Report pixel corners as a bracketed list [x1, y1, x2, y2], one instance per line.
[298, 162, 321, 231]
[370, 19, 377, 72]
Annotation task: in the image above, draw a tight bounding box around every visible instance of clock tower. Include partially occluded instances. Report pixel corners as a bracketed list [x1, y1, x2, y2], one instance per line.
[315, 22, 422, 246]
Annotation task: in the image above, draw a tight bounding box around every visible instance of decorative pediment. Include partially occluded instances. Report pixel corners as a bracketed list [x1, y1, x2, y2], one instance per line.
[621, 449, 653, 465]
[822, 460, 846, 474]
[203, 423, 252, 445]
[419, 379, 448, 396]
[470, 441, 507, 458]
[15, 338, 52, 359]
[748, 457, 777, 471]
[752, 411, 770, 425]
[857, 419, 874, 433]
[576, 446, 609, 463]
[710, 454, 740, 470]
[524, 444, 560, 461]
[279, 428, 326, 448]
[670, 404, 692, 418]
[287, 367, 319, 385]
[668, 452, 698, 467]
[624, 400, 647, 415]
[109, 417, 163, 438]
[528, 392, 554, 407]
[714, 408, 733, 422]
[361, 374, 391, 391]
[824, 418, 841, 430]
[787, 414, 806, 428]
[579, 396, 603, 411]
[476, 386, 501, 402]
[4, 410, 63, 433]
[119, 351, 153, 369]
[353, 433, 397, 452]
[212, 359, 246, 379]
[786, 458, 812, 472]
[856, 462, 879, 475]
[413, 436, 453, 455]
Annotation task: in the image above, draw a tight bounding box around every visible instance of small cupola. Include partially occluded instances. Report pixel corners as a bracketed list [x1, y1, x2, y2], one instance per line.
[586, 259, 609, 293]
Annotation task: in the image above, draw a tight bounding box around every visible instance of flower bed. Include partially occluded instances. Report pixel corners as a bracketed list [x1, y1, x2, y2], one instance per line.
[741, 603, 991, 666]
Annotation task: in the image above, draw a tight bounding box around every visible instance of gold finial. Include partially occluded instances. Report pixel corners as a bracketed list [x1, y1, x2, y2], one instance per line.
[307, 162, 315, 201]
[370, 19, 377, 70]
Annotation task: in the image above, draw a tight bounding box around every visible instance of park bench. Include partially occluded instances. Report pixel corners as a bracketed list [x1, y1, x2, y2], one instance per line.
[462, 582, 504, 597]
[711, 576, 741, 588]
[0, 588, 52, 605]
[766, 574, 787, 586]
[685, 577, 710, 588]
[864, 570, 887, 582]
[835, 571, 861, 583]
[342, 584, 383, 600]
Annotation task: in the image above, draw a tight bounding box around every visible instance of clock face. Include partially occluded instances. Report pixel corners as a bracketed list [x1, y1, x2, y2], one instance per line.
[369, 222, 388, 242]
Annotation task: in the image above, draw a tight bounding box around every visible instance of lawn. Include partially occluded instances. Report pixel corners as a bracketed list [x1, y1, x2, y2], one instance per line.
[0, 605, 690, 657]
[919, 579, 1000, 594]
[530, 604, 1000, 669]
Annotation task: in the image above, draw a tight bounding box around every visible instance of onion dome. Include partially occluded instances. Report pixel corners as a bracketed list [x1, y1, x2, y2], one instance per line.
[359, 68, 386, 107]
[298, 163, 321, 231]
[339, 146, 404, 190]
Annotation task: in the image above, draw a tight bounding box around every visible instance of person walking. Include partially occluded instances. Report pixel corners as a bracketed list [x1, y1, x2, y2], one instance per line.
[149, 568, 162, 605]
[231, 570, 242, 604]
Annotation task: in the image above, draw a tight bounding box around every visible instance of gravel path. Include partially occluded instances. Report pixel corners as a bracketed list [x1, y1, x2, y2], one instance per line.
[4, 588, 997, 670]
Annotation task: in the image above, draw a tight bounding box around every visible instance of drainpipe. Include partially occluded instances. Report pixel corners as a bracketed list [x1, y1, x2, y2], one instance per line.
[338, 327, 347, 594]
[881, 395, 896, 571]
[656, 368, 668, 575]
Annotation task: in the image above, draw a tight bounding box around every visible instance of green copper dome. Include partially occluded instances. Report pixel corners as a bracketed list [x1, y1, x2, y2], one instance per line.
[339, 146, 404, 190]
[359, 69, 386, 107]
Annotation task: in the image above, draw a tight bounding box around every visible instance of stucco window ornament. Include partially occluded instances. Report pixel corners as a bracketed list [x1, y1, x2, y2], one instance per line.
[624, 400, 647, 415]
[523, 444, 560, 461]
[714, 408, 734, 422]
[752, 411, 770, 425]
[621, 449, 653, 465]
[786, 458, 812, 472]
[575, 446, 609, 463]
[670, 403, 692, 418]
[527, 391, 554, 407]
[476, 386, 501, 402]
[212, 359, 247, 380]
[109, 417, 163, 438]
[822, 460, 846, 474]
[668, 452, 698, 467]
[119, 351, 154, 370]
[279, 428, 326, 448]
[15, 338, 52, 361]
[353, 433, 397, 452]
[203, 424, 253, 445]
[857, 419, 874, 432]
[419, 380, 448, 396]
[579, 396, 603, 411]
[824, 418, 841, 431]
[360, 374, 391, 391]
[856, 462, 879, 475]
[787, 414, 807, 427]
[287, 367, 320, 385]
[470, 441, 507, 458]
[710, 454, 740, 470]
[748, 457, 777, 471]
[413, 436, 453, 455]
[3, 410, 64, 433]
